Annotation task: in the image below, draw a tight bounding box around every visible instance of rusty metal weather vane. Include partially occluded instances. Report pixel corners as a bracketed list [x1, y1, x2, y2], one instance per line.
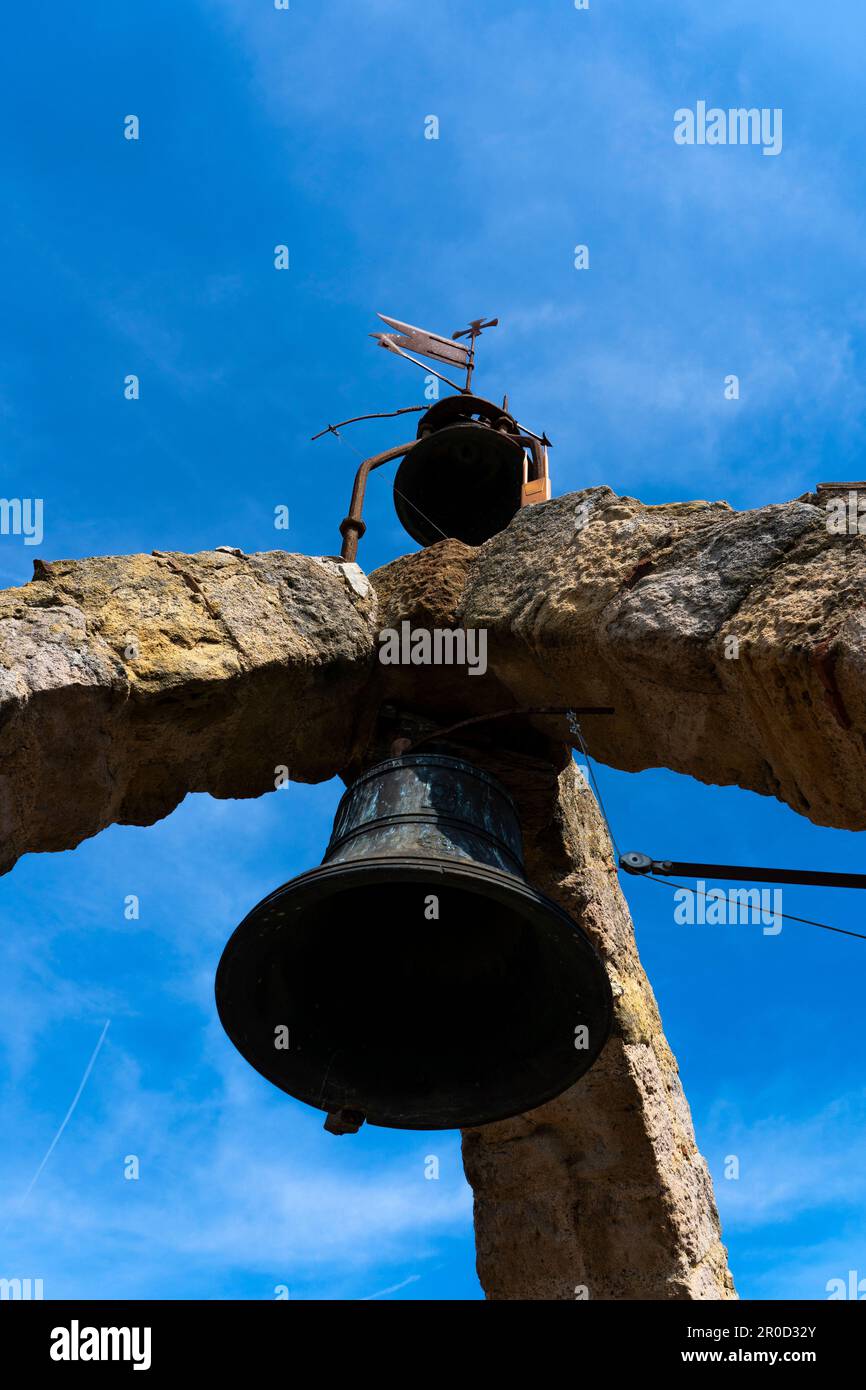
[313, 312, 552, 561]
[371, 312, 499, 394]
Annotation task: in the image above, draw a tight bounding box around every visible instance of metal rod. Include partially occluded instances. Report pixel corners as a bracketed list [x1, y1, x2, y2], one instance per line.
[376, 337, 464, 393]
[514, 420, 550, 445]
[464, 332, 477, 393]
[338, 441, 418, 562]
[311, 406, 426, 442]
[619, 852, 866, 890]
[405, 706, 614, 753]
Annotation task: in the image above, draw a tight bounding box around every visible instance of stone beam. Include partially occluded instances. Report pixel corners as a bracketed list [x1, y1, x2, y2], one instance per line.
[2, 485, 863, 876]
[0, 549, 378, 874]
[458, 487, 866, 830]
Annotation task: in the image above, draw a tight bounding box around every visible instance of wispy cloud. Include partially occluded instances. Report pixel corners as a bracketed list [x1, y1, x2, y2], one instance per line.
[0, 789, 474, 1298]
[706, 1089, 866, 1230]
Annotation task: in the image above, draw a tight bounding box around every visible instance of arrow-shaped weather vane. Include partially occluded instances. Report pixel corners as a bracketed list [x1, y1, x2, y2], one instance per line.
[372, 312, 499, 393]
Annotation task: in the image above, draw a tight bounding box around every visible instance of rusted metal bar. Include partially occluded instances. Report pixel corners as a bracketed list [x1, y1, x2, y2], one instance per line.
[620, 851, 866, 890]
[403, 705, 615, 753]
[338, 441, 418, 561]
[311, 406, 426, 442]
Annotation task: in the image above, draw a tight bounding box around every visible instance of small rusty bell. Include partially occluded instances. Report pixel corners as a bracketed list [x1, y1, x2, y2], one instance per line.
[393, 395, 533, 547]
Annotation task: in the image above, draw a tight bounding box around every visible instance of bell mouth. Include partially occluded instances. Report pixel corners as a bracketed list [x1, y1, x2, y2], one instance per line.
[215, 857, 613, 1130]
[394, 423, 525, 547]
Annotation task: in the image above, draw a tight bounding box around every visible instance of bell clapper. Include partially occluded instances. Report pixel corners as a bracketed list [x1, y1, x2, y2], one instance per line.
[323, 1109, 367, 1137]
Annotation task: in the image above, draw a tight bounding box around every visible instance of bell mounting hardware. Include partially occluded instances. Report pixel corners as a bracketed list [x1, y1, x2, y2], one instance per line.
[620, 851, 866, 891]
[313, 312, 552, 560]
[619, 850, 866, 940]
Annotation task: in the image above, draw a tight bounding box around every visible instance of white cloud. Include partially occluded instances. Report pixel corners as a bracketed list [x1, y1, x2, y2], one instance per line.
[0, 788, 474, 1298]
[705, 1089, 866, 1230]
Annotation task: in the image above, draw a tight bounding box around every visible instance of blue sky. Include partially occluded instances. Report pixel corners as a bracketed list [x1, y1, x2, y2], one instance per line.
[1, 0, 865, 1300]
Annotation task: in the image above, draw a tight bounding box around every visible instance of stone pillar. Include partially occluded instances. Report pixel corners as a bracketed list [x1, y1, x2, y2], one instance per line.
[462, 760, 736, 1301]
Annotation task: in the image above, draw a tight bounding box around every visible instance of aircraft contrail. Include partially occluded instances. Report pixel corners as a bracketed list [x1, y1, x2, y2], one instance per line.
[19, 1018, 111, 1205]
[361, 1274, 421, 1301]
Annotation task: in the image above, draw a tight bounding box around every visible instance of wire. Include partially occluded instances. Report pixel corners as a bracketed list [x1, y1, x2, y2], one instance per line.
[326, 426, 364, 459]
[642, 873, 866, 941]
[566, 713, 864, 944]
[392, 489, 453, 546]
[568, 714, 622, 859]
[327, 426, 452, 546]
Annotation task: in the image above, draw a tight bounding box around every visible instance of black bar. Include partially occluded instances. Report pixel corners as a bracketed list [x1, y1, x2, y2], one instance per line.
[659, 861, 866, 890]
[2, 1297, 861, 1374]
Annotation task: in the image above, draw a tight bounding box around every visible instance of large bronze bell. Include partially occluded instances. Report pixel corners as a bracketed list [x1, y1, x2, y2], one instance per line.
[215, 753, 613, 1132]
[393, 395, 528, 547]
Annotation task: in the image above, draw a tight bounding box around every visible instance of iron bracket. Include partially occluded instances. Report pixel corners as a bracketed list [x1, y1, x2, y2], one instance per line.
[619, 851, 866, 890]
